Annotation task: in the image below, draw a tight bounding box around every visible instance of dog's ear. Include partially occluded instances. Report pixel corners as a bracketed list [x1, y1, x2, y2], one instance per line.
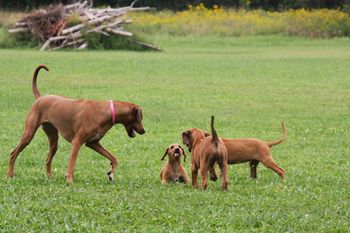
[133, 107, 143, 122]
[201, 130, 210, 137]
[161, 148, 169, 161]
[182, 130, 191, 145]
[179, 146, 186, 162]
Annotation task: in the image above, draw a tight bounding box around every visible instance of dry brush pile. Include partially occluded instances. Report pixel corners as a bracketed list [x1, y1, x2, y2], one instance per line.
[8, 0, 161, 51]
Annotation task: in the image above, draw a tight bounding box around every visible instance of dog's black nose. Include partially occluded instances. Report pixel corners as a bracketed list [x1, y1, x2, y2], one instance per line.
[174, 148, 180, 153]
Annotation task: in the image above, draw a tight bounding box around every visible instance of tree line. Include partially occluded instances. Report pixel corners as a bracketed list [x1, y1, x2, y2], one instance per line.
[0, 0, 348, 11]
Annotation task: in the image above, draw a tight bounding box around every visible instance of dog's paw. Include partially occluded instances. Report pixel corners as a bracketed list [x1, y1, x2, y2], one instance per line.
[65, 174, 74, 184]
[107, 170, 114, 182]
[170, 177, 179, 182]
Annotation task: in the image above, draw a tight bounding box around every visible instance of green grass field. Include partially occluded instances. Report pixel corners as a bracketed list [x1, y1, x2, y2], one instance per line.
[0, 35, 349, 232]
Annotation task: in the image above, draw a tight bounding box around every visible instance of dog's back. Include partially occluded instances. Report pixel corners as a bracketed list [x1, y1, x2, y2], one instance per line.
[222, 122, 286, 164]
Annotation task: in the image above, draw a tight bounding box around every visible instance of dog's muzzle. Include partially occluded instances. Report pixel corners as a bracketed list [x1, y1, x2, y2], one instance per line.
[174, 148, 181, 157]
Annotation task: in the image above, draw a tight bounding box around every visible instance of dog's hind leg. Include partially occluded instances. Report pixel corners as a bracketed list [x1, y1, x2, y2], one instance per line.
[209, 163, 218, 181]
[191, 165, 199, 189]
[42, 123, 58, 177]
[249, 160, 260, 179]
[8, 111, 41, 178]
[218, 160, 228, 191]
[85, 141, 118, 181]
[261, 157, 285, 179]
[200, 166, 209, 190]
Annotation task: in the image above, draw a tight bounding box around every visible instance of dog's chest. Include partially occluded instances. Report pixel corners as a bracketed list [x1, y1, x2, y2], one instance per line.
[88, 133, 102, 142]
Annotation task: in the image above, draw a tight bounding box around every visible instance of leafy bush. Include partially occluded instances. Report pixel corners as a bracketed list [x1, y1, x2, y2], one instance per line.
[66, 12, 83, 27]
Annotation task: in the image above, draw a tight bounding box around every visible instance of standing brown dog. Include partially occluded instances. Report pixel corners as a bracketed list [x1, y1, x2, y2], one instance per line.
[160, 143, 190, 184]
[182, 116, 228, 190]
[8, 65, 145, 183]
[205, 122, 286, 180]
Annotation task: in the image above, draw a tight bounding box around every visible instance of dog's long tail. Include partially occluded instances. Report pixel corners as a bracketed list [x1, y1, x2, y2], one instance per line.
[211, 116, 219, 147]
[32, 64, 49, 100]
[267, 122, 286, 147]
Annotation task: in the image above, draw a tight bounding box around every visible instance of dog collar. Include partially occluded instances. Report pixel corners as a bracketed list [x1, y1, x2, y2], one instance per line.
[109, 100, 116, 125]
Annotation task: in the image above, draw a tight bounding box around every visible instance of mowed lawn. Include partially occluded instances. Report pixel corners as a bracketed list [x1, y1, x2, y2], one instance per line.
[0, 35, 349, 232]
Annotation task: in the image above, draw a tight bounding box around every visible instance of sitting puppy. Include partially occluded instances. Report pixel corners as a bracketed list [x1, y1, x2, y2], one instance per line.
[160, 143, 190, 184]
[206, 122, 286, 180]
[182, 116, 228, 190]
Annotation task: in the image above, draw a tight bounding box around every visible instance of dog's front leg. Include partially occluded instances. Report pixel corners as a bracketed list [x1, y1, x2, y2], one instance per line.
[179, 167, 190, 184]
[65, 139, 82, 184]
[86, 141, 118, 181]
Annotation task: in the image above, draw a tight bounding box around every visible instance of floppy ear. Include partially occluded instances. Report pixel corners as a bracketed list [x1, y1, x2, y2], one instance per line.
[133, 107, 142, 122]
[180, 146, 186, 162]
[203, 130, 210, 137]
[182, 130, 191, 145]
[161, 148, 169, 161]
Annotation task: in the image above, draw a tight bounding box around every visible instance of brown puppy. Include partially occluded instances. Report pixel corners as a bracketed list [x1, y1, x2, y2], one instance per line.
[8, 65, 145, 183]
[160, 143, 190, 184]
[182, 116, 228, 190]
[205, 122, 286, 180]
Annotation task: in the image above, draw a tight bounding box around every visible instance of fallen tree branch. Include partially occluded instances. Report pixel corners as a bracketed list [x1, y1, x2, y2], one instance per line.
[8, 27, 29, 33]
[134, 41, 162, 51]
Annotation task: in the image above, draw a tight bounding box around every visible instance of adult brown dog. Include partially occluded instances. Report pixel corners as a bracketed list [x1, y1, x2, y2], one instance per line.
[7, 65, 145, 183]
[205, 122, 286, 180]
[160, 143, 190, 184]
[182, 116, 228, 190]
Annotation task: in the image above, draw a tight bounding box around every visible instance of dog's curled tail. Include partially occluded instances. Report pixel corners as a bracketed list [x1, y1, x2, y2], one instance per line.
[267, 122, 286, 147]
[211, 115, 219, 147]
[32, 64, 49, 100]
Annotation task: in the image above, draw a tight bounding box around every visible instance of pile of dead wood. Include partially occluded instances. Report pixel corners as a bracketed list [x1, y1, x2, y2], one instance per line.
[8, 0, 161, 51]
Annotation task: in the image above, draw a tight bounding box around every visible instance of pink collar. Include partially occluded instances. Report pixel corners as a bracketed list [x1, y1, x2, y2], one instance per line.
[109, 100, 116, 125]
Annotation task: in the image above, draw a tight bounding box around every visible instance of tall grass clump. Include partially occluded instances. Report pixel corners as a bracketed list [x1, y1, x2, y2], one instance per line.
[0, 11, 37, 48]
[285, 9, 350, 37]
[129, 4, 350, 38]
[0, 10, 24, 27]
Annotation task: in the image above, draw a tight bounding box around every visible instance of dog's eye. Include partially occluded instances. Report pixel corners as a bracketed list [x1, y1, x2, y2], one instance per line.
[170, 145, 174, 149]
[179, 146, 182, 149]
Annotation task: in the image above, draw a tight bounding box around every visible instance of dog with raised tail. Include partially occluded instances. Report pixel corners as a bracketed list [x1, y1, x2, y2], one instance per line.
[205, 122, 286, 180]
[8, 65, 145, 183]
[182, 116, 228, 190]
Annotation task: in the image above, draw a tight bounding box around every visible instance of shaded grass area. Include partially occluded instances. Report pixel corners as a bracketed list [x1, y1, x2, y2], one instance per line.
[0, 35, 349, 232]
